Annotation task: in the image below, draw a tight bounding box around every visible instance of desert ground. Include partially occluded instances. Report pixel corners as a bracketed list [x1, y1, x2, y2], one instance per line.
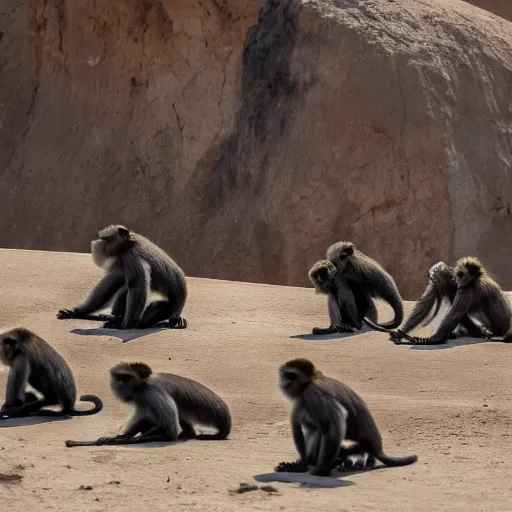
[1, 249, 511, 512]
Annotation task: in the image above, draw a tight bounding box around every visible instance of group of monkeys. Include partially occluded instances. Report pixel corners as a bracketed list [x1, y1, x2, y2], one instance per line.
[0, 224, 510, 478]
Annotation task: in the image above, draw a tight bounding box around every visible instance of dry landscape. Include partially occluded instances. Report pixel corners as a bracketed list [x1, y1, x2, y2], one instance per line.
[0, 248, 511, 511]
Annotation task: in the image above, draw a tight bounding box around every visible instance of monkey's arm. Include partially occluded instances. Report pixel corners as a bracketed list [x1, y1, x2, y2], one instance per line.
[2, 355, 30, 409]
[303, 386, 345, 476]
[59, 270, 125, 317]
[291, 404, 307, 461]
[121, 258, 150, 329]
[144, 386, 181, 441]
[428, 291, 472, 343]
[334, 280, 361, 329]
[400, 283, 438, 333]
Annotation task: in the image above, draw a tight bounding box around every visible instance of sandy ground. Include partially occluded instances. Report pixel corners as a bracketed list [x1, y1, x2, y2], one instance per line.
[0, 249, 511, 511]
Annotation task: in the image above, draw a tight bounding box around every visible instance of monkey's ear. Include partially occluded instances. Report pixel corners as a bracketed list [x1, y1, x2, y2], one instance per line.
[345, 246, 354, 256]
[118, 227, 130, 238]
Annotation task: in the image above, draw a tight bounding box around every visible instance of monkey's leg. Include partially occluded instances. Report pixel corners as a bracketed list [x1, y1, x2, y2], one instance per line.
[310, 430, 340, 477]
[111, 287, 128, 317]
[138, 301, 174, 328]
[178, 418, 197, 439]
[102, 288, 128, 328]
[458, 315, 487, 338]
[312, 293, 358, 335]
[58, 271, 125, 319]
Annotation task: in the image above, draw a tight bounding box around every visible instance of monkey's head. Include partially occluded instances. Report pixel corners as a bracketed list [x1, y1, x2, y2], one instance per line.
[0, 327, 32, 365]
[454, 257, 484, 288]
[110, 362, 152, 403]
[428, 261, 455, 285]
[308, 260, 336, 294]
[279, 358, 320, 399]
[91, 225, 135, 269]
[326, 241, 355, 273]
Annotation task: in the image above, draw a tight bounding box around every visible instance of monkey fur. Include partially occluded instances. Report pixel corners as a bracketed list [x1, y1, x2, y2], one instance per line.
[313, 242, 403, 333]
[101, 362, 232, 444]
[395, 257, 512, 345]
[0, 328, 102, 418]
[57, 225, 187, 330]
[278, 358, 417, 476]
[399, 261, 490, 339]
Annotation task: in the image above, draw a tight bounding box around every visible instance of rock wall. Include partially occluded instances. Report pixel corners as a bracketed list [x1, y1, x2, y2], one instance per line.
[1, 0, 512, 299]
[463, 0, 512, 22]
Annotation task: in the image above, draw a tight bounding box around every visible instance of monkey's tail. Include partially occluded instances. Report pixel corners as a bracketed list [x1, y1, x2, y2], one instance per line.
[375, 453, 418, 467]
[70, 395, 103, 416]
[363, 318, 396, 334]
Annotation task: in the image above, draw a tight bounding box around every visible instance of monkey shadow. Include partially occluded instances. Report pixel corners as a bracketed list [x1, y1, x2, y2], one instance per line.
[290, 325, 373, 342]
[253, 471, 354, 488]
[404, 337, 499, 351]
[70, 327, 168, 343]
[0, 415, 71, 428]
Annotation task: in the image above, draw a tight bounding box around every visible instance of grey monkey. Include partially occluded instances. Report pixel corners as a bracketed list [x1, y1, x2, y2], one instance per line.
[98, 362, 231, 444]
[395, 257, 512, 345]
[399, 261, 488, 339]
[311, 242, 403, 335]
[277, 358, 417, 476]
[57, 225, 187, 330]
[0, 327, 102, 418]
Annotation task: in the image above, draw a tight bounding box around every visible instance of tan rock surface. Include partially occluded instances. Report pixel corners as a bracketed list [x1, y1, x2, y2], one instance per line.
[463, 0, 512, 21]
[1, 249, 512, 511]
[2, 0, 512, 298]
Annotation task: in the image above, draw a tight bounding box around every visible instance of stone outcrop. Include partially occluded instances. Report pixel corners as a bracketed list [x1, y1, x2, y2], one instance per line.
[463, 0, 512, 22]
[1, 0, 512, 298]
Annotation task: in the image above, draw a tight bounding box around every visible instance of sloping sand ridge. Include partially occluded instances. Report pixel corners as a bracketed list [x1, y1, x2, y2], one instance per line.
[0, 249, 512, 511]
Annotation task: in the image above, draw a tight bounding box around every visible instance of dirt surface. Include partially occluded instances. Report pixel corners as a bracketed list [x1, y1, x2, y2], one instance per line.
[2, 0, 512, 298]
[1, 249, 512, 511]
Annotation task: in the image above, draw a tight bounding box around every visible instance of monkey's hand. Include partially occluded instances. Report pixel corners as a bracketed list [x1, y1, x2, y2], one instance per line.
[57, 308, 79, 320]
[274, 459, 309, 473]
[95, 435, 132, 445]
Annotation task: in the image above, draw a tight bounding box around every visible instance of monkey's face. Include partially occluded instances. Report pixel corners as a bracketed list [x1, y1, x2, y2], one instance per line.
[326, 242, 355, 273]
[454, 265, 473, 288]
[110, 371, 139, 403]
[279, 366, 309, 399]
[0, 336, 18, 366]
[92, 225, 132, 268]
[308, 260, 336, 293]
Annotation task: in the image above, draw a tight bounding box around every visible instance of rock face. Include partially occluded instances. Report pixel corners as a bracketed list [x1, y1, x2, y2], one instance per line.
[463, 0, 512, 22]
[1, 0, 512, 299]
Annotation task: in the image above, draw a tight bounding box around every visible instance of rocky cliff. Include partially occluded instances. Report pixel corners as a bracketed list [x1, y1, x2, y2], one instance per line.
[463, 0, 512, 21]
[1, 0, 512, 299]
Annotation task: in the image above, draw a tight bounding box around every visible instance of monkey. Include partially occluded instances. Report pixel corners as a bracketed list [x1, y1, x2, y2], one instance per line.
[398, 261, 490, 339]
[278, 358, 417, 476]
[57, 225, 187, 330]
[0, 328, 102, 418]
[324, 241, 403, 332]
[99, 362, 231, 444]
[394, 257, 512, 345]
[308, 259, 376, 334]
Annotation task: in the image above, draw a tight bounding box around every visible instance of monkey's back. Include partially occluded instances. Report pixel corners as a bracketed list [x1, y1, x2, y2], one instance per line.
[324, 377, 383, 450]
[25, 339, 77, 405]
[155, 373, 231, 435]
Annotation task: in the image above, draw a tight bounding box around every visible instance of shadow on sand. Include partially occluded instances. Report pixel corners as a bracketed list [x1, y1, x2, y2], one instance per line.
[0, 415, 71, 428]
[71, 327, 169, 343]
[254, 463, 388, 489]
[290, 325, 373, 342]
[397, 336, 507, 351]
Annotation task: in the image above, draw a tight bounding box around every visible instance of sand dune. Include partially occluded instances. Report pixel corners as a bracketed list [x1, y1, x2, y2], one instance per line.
[0, 249, 511, 511]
